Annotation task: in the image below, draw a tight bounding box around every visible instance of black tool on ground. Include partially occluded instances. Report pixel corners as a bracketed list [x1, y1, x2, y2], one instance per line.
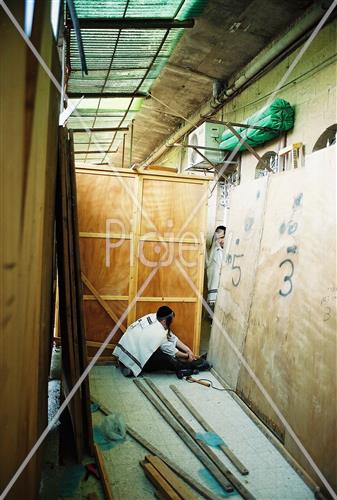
[176, 368, 199, 379]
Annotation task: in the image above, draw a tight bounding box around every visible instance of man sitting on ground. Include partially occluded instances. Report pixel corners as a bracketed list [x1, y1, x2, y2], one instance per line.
[113, 306, 210, 377]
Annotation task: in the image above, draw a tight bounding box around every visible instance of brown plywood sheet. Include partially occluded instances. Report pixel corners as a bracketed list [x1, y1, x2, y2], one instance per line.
[140, 177, 207, 236]
[76, 170, 208, 355]
[237, 149, 336, 489]
[76, 172, 136, 234]
[137, 241, 200, 298]
[83, 300, 128, 344]
[80, 238, 130, 296]
[0, 4, 61, 497]
[208, 176, 268, 388]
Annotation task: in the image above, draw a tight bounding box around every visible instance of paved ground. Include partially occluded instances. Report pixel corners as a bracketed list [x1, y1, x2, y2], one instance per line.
[39, 344, 315, 499]
[77, 366, 315, 500]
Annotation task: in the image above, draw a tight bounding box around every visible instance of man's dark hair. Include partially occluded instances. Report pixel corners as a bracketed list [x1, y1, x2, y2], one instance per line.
[156, 305, 174, 321]
[157, 306, 175, 338]
[215, 225, 226, 234]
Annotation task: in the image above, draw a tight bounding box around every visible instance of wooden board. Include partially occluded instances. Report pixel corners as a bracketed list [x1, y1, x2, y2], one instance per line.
[137, 241, 200, 298]
[237, 148, 336, 490]
[145, 455, 198, 499]
[56, 128, 93, 460]
[210, 146, 336, 492]
[140, 177, 207, 236]
[208, 176, 268, 388]
[83, 300, 128, 343]
[0, 2, 61, 498]
[80, 238, 130, 296]
[94, 445, 114, 500]
[76, 172, 136, 234]
[142, 462, 181, 500]
[76, 170, 208, 355]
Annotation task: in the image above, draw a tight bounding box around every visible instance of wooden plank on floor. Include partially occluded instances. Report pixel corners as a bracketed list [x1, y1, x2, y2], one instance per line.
[145, 455, 198, 500]
[94, 444, 114, 500]
[133, 379, 234, 494]
[90, 396, 219, 500]
[144, 379, 255, 500]
[170, 384, 249, 475]
[141, 461, 181, 500]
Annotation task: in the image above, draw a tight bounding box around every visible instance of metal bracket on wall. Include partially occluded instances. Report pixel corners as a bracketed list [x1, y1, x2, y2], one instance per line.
[171, 143, 237, 171]
[208, 120, 275, 173]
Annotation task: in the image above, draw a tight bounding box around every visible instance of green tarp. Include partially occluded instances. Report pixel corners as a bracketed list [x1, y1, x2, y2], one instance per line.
[218, 98, 295, 152]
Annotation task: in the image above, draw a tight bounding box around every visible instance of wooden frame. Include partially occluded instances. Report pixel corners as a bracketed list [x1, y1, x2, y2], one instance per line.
[76, 167, 209, 354]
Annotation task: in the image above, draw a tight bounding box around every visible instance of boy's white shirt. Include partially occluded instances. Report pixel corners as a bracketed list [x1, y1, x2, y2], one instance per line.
[207, 240, 223, 303]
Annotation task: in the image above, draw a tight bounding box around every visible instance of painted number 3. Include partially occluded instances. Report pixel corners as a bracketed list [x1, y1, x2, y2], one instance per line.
[279, 259, 294, 297]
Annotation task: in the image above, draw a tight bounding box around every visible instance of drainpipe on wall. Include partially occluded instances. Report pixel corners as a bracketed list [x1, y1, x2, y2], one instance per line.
[141, 2, 331, 167]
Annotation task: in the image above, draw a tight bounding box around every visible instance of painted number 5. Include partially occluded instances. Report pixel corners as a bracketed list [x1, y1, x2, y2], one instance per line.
[232, 254, 244, 287]
[279, 259, 294, 297]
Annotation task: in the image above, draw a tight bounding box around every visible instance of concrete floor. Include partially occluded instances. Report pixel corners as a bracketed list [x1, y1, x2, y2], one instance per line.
[40, 343, 315, 499]
[80, 366, 315, 500]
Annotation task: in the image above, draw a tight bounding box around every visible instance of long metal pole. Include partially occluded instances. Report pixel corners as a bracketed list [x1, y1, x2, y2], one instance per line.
[129, 119, 134, 167]
[122, 133, 126, 168]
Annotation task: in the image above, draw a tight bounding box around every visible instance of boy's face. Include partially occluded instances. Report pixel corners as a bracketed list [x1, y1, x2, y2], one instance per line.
[216, 230, 225, 248]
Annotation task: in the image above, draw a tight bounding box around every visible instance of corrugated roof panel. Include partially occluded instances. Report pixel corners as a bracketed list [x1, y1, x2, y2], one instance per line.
[68, 27, 183, 94]
[71, 0, 206, 19]
[66, 0, 206, 164]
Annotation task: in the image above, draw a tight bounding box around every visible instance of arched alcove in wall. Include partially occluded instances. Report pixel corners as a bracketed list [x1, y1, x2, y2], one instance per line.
[255, 151, 278, 178]
[313, 124, 337, 152]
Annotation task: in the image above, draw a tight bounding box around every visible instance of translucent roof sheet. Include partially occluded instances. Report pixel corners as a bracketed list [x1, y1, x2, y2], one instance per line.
[66, 0, 206, 165]
[71, 0, 206, 20]
[67, 28, 184, 94]
[67, 97, 143, 164]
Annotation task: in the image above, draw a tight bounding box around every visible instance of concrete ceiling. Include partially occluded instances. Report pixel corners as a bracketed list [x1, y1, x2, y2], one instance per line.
[121, 0, 316, 166]
[72, 0, 316, 167]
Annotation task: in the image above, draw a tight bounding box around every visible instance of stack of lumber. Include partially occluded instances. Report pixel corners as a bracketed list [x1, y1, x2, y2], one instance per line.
[141, 455, 198, 500]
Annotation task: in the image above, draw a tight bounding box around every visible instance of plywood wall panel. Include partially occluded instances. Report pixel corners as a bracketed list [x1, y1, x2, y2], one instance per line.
[83, 300, 128, 344]
[238, 149, 336, 491]
[208, 176, 268, 388]
[140, 178, 206, 236]
[0, 3, 60, 497]
[282, 149, 336, 491]
[210, 146, 336, 492]
[76, 172, 136, 234]
[137, 241, 199, 297]
[236, 168, 308, 440]
[80, 238, 130, 295]
[76, 170, 208, 356]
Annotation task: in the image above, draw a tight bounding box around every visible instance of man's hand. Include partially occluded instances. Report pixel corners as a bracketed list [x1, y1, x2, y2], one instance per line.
[187, 350, 198, 362]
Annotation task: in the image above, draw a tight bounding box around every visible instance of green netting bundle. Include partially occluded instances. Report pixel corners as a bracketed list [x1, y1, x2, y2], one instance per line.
[219, 98, 295, 152]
